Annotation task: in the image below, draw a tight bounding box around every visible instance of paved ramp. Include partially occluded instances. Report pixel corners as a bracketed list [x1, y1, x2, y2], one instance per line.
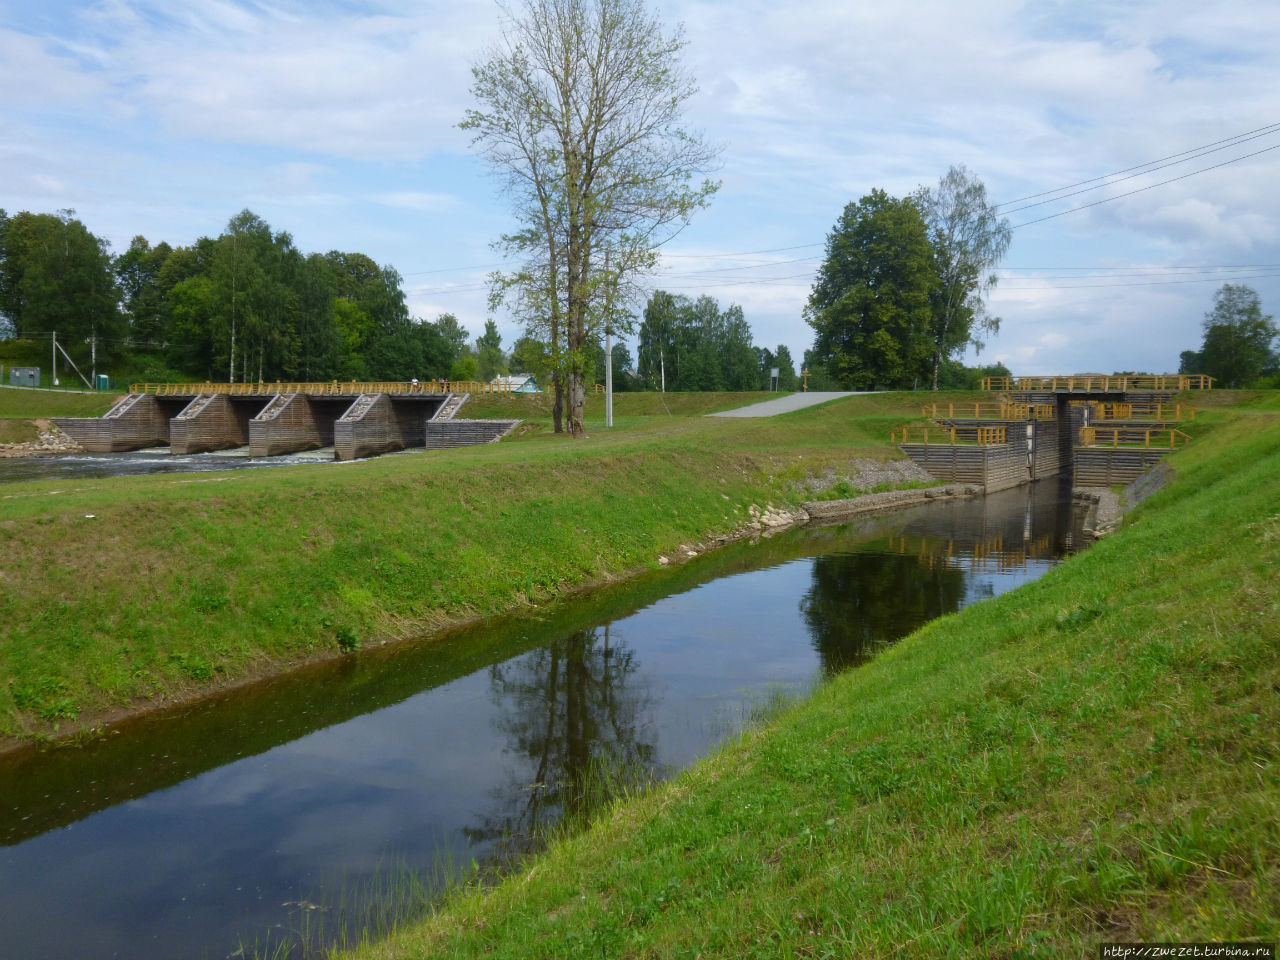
[707, 391, 859, 418]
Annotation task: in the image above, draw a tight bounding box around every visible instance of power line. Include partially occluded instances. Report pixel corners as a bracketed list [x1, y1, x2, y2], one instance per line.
[659, 242, 824, 260]
[414, 262, 1280, 296]
[996, 271, 1280, 291]
[998, 265, 1280, 281]
[654, 265, 1280, 292]
[1000, 263, 1280, 271]
[400, 128, 1280, 279]
[995, 121, 1280, 209]
[399, 243, 829, 278]
[401, 260, 510, 276]
[439, 256, 1280, 288]
[1011, 142, 1280, 229]
[386, 129, 1280, 300]
[386, 122, 1280, 289]
[998, 124, 1280, 216]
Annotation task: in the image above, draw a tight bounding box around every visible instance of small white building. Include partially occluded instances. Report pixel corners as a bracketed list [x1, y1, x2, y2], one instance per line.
[492, 374, 541, 393]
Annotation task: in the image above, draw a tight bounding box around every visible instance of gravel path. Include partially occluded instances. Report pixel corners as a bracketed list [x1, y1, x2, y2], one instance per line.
[706, 391, 863, 418]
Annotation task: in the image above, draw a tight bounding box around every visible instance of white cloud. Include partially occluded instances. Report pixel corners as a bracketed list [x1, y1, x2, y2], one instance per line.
[3, 0, 1278, 372]
[371, 191, 459, 213]
[0, 28, 106, 106]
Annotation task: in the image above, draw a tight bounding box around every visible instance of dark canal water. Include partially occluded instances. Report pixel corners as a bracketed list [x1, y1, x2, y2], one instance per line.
[0, 480, 1087, 959]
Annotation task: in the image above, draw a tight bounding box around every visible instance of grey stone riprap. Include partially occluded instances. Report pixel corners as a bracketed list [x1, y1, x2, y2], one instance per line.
[798, 458, 934, 496]
[1075, 461, 1173, 540]
[802, 484, 983, 524]
[0, 420, 82, 458]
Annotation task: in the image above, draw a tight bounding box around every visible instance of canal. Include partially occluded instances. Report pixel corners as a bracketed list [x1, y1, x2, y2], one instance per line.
[0, 479, 1087, 959]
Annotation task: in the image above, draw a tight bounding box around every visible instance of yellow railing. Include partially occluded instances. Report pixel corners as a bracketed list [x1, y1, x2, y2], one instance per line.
[921, 401, 1054, 421]
[1079, 427, 1192, 448]
[130, 380, 516, 397]
[887, 533, 1057, 571]
[892, 424, 1008, 445]
[981, 374, 1214, 392]
[1090, 402, 1196, 422]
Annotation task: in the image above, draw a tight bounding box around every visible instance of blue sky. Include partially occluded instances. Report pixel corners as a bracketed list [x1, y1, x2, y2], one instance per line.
[3, 0, 1278, 376]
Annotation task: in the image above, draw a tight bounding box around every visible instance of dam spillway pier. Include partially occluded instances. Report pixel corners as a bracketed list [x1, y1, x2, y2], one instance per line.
[52, 381, 521, 461]
[896, 374, 1212, 491]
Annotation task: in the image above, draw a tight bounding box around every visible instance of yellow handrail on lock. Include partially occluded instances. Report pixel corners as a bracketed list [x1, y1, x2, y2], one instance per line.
[130, 380, 517, 397]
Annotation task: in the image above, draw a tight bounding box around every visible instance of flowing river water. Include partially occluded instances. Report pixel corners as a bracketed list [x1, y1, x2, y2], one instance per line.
[0, 447, 367, 485]
[0, 479, 1088, 959]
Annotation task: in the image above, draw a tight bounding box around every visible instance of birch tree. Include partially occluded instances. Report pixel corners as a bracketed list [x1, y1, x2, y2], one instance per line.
[464, 0, 719, 434]
[914, 166, 1012, 390]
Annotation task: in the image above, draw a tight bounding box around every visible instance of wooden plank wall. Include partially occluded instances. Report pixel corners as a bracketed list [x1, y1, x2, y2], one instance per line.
[1073, 447, 1168, 485]
[248, 394, 334, 457]
[426, 419, 520, 449]
[1032, 419, 1062, 479]
[334, 395, 450, 460]
[52, 394, 183, 452]
[984, 442, 1028, 492]
[170, 394, 256, 454]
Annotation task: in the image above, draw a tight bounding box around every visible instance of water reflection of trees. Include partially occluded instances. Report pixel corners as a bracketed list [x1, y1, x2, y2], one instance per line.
[465, 626, 655, 860]
[800, 552, 968, 673]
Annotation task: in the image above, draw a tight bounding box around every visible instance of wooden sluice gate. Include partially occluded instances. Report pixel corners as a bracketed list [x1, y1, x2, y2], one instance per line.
[52, 380, 522, 460]
[895, 374, 1213, 491]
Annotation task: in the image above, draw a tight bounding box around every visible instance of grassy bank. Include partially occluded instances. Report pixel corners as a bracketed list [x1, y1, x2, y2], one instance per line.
[0, 389, 933, 742]
[0, 385, 119, 420]
[337, 401, 1279, 958]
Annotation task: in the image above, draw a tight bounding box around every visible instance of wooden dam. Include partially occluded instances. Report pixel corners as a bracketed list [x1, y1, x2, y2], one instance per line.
[896, 374, 1214, 490]
[52, 381, 521, 461]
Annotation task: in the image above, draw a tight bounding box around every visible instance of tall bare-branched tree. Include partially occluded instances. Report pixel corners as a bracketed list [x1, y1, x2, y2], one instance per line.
[464, 0, 720, 434]
[914, 165, 1011, 390]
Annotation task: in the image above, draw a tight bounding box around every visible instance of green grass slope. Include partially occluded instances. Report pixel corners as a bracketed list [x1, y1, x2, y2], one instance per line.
[0, 391, 927, 742]
[343, 405, 1279, 958]
[0, 387, 119, 420]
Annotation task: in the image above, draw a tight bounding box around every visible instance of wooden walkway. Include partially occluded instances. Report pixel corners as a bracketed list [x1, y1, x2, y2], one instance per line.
[129, 379, 515, 397]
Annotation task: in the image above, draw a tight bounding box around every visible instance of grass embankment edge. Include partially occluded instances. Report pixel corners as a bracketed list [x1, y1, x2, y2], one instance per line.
[0, 391, 925, 745]
[339, 405, 1280, 958]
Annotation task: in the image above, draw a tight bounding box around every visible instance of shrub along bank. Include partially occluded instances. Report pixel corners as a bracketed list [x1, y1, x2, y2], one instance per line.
[338, 401, 1279, 958]
[0, 390, 928, 743]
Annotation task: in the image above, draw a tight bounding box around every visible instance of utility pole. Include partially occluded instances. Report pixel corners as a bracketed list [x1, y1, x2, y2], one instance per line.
[90, 333, 97, 387]
[603, 250, 615, 428]
[229, 230, 238, 383]
[605, 325, 614, 427]
[52, 332, 59, 387]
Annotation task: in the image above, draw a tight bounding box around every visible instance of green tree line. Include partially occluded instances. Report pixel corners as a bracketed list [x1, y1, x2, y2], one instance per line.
[0, 207, 472, 384]
[636, 291, 794, 392]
